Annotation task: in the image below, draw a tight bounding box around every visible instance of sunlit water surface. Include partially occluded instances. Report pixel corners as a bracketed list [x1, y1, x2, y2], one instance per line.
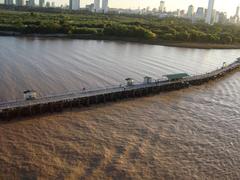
[0, 37, 240, 179]
[0, 36, 239, 101]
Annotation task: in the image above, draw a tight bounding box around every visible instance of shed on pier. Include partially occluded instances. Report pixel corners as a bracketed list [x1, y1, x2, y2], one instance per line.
[23, 90, 37, 100]
[164, 73, 189, 81]
[125, 78, 134, 86]
[144, 76, 153, 84]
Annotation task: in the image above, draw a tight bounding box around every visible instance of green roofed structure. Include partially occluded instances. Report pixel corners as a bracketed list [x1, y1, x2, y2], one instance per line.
[164, 73, 190, 81]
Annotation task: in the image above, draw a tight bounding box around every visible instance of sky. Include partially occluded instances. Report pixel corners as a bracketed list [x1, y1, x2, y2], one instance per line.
[1, 0, 239, 16]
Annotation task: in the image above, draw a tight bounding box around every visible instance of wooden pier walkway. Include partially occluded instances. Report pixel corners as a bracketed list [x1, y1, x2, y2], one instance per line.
[0, 58, 240, 120]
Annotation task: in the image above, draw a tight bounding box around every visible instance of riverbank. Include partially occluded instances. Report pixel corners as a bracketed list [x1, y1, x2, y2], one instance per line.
[1, 31, 240, 49]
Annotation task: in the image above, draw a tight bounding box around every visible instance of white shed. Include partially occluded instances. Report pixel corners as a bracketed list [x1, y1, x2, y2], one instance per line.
[125, 78, 134, 86]
[144, 76, 153, 84]
[23, 90, 37, 100]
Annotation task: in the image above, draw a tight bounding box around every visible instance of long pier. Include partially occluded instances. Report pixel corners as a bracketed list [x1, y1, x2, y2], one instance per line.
[0, 58, 240, 120]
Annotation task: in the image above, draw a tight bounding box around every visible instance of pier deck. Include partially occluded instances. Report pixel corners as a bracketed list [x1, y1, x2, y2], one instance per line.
[0, 59, 240, 120]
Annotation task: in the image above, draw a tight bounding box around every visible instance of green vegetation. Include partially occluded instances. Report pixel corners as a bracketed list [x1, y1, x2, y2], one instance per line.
[0, 10, 240, 45]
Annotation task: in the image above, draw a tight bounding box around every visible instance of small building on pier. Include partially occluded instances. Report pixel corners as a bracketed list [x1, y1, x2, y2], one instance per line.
[164, 73, 189, 81]
[24, 90, 37, 100]
[125, 78, 134, 86]
[144, 76, 153, 84]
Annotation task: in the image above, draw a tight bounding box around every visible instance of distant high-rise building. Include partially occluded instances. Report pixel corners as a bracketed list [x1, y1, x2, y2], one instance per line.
[205, 0, 215, 24]
[69, 0, 80, 10]
[51, 2, 55, 7]
[159, 1, 165, 13]
[28, 0, 35, 6]
[39, 0, 45, 7]
[196, 7, 205, 19]
[235, 6, 240, 17]
[4, 0, 13, 5]
[69, 0, 72, 9]
[187, 5, 194, 17]
[175, 9, 180, 17]
[45, 1, 50, 8]
[232, 6, 240, 23]
[180, 10, 185, 17]
[214, 11, 220, 23]
[102, 0, 109, 13]
[146, 6, 150, 12]
[152, 8, 157, 13]
[86, 3, 94, 12]
[218, 12, 228, 24]
[212, 9, 218, 23]
[94, 0, 100, 12]
[16, 0, 24, 6]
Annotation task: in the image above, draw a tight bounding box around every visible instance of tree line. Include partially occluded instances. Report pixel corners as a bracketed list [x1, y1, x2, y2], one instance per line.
[0, 10, 239, 44]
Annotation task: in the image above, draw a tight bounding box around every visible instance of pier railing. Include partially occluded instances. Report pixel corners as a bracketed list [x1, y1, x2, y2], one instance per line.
[0, 58, 239, 114]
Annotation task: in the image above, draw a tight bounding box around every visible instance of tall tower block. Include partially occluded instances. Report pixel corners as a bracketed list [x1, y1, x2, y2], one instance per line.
[102, 0, 109, 13]
[94, 0, 100, 12]
[69, 0, 80, 10]
[205, 0, 215, 24]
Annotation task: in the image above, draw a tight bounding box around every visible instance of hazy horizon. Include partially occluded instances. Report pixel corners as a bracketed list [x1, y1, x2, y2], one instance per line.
[0, 0, 239, 16]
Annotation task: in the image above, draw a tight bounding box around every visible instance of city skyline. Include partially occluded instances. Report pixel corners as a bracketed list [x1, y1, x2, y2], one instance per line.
[1, 0, 239, 16]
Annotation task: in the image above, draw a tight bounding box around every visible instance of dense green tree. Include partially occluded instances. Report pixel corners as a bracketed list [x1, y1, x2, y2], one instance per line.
[72, 27, 98, 34]
[220, 33, 233, 44]
[0, 10, 240, 44]
[103, 24, 156, 39]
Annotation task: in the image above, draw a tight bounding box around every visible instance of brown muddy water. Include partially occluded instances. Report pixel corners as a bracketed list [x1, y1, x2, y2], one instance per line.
[0, 37, 240, 179]
[0, 36, 239, 101]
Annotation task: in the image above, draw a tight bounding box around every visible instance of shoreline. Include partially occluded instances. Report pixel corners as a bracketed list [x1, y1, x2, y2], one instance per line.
[1, 31, 240, 49]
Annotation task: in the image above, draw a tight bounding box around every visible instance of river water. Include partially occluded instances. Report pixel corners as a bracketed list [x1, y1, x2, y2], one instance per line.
[0, 36, 239, 101]
[0, 37, 240, 179]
